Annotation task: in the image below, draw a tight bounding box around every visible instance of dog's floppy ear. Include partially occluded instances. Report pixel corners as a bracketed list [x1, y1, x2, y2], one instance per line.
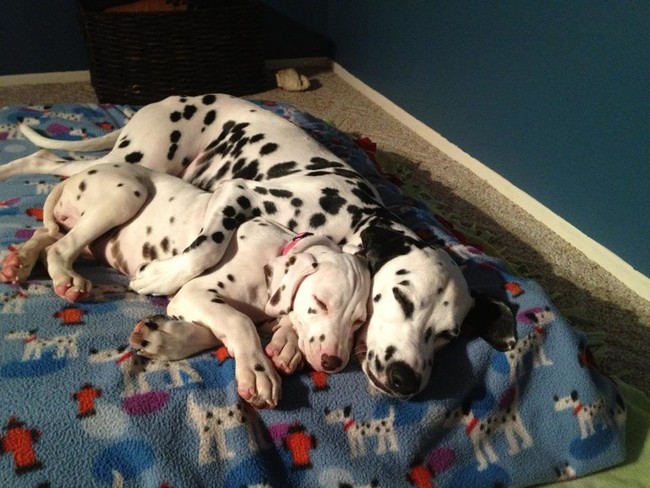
[264, 252, 319, 316]
[462, 294, 517, 351]
[285, 233, 341, 254]
[360, 226, 410, 274]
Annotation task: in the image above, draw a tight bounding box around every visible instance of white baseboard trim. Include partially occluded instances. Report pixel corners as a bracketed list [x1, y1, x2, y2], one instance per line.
[332, 61, 650, 301]
[0, 70, 91, 87]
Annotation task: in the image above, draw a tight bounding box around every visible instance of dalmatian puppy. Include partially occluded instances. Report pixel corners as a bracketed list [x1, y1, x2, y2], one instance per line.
[0, 163, 371, 408]
[0, 94, 516, 398]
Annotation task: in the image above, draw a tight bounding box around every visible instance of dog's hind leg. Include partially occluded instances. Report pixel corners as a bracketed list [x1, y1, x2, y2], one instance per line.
[43, 167, 150, 300]
[0, 227, 59, 283]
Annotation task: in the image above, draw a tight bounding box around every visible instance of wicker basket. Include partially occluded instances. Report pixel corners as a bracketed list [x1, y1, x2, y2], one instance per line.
[78, 0, 268, 104]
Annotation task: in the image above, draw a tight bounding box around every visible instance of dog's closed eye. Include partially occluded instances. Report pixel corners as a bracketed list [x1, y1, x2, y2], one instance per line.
[313, 296, 328, 312]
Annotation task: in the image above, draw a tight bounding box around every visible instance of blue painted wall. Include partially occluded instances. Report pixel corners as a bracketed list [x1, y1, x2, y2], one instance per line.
[324, 1, 649, 276]
[1, 0, 88, 75]
[1, 1, 648, 276]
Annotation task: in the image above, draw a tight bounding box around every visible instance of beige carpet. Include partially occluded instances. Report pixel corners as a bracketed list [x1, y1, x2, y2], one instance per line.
[1, 68, 648, 392]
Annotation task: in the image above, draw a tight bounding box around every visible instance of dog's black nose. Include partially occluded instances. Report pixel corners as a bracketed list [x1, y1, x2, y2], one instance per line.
[321, 354, 343, 372]
[387, 361, 420, 396]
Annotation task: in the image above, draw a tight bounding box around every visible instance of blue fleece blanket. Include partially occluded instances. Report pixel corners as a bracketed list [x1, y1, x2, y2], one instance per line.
[0, 101, 626, 487]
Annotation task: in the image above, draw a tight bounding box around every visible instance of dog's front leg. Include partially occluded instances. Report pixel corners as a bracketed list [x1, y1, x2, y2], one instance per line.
[259, 315, 304, 375]
[130, 179, 257, 295]
[157, 281, 281, 408]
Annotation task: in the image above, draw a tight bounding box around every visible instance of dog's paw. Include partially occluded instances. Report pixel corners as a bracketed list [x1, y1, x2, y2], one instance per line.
[130, 257, 195, 296]
[265, 320, 304, 375]
[53, 274, 92, 301]
[235, 351, 281, 409]
[0, 250, 37, 283]
[129, 315, 218, 360]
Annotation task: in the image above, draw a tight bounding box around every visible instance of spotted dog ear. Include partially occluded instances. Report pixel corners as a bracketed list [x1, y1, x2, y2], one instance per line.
[264, 252, 319, 316]
[462, 294, 517, 351]
[360, 226, 411, 274]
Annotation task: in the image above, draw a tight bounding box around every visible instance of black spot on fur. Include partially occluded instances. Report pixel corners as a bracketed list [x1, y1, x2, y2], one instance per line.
[183, 105, 197, 120]
[260, 142, 278, 155]
[160, 237, 170, 253]
[167, 143, 178, 160]
[203, 110, 216, 125]
[385, 346, 396, 361]
[125, 151, 144, 163]
[222, 218, 238, 230]
[307, 157, 344, 170]
[269, 189, 292, 198]
[267, 161, 299, 179]
[263, 201, 277, 214]
[309, 213, 326, 228]
[202, 94, 216, 105]
[232, 159, 259, 180]
[170, 130, 181, 143]
[319, 188, 346, 215]
[79, 181, 86, 192]
[142, 243, 158, 260]
[118, 139, 130, 148]
[184, 235, 207, 253]
[392, 287, 414, 320]
[250, 133, 264, 143]
[236, 196, 251, 209]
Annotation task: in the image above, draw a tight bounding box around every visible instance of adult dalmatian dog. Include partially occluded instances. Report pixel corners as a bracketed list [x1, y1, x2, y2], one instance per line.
[0, 163, 371, 408]
[0, 94, 517, 398]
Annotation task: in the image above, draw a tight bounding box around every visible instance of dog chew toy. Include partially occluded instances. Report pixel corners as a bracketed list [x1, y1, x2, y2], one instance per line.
[275, 68, 311, 92]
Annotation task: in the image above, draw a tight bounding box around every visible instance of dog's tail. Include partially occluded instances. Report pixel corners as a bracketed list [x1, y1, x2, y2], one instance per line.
[20, 124, 121, 152]
[42, 180, 65, 237]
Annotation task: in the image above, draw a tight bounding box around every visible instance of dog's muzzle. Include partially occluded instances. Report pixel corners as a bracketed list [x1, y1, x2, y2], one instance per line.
[364, 359, 422, 399]
[386, 361, 421, 396]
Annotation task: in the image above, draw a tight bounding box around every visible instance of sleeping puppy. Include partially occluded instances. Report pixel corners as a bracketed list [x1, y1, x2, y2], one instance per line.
[0, 163, 371, 408]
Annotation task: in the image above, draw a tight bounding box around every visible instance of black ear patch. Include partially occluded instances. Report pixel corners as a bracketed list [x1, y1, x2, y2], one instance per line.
[462, 294, 517, 351]
[360, 226, 412, 274]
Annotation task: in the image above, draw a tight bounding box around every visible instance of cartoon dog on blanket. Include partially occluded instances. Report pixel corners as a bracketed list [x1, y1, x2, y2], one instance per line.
[0, 163, 371, 408]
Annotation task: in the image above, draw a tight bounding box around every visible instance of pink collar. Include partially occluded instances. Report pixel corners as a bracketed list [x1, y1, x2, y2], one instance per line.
[282, 232, 313, 256]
